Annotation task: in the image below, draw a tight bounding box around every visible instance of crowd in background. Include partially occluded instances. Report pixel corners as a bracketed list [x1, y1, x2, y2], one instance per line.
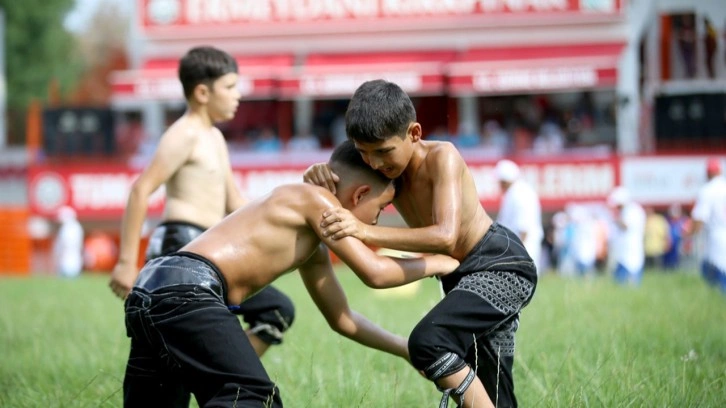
[115, 91, 617, 160]
[492, 159, 695, 281]
[540, 200, 695, 277]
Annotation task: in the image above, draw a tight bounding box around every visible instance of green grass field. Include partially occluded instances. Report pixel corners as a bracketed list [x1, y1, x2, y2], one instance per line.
[1, 267, 725, 407]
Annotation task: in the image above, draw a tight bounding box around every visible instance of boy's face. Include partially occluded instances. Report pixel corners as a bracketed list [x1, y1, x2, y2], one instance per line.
[353, 123, 419, 179]
[207, 72, 241, 122]
[339, 183, 395, 226]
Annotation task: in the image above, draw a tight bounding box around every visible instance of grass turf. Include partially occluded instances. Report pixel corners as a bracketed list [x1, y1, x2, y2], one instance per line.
[1, 267, 724, 407]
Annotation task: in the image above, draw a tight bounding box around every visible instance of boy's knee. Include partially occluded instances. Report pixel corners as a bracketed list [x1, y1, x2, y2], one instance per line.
[409, 324, 465, 381]
[249, 296, 296, 345]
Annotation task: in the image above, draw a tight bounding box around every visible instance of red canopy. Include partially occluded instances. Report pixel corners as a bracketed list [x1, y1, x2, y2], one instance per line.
[110, 55, 294, 102]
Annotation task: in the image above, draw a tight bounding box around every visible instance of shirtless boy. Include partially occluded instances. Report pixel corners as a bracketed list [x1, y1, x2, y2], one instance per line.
[122, 140, 460, 407]
[304, 79, 538, 408]
[109, 46, 295, 358]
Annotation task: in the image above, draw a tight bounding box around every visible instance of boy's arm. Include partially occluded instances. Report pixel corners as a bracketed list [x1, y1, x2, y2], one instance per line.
[298, 244, 408, 360]
[109, 129, 197, 299]
[322, 147, 465, 254]
[308, 190, 460, 288]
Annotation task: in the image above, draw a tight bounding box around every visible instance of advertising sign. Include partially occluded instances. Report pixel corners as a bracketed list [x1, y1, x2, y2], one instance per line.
[28, 156, 619, 219]
[139, 0, 623, 35]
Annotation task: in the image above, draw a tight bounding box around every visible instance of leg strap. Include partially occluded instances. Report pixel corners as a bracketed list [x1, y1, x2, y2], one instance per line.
[437, 366, 476, 408]
[424, 352, 467, 381]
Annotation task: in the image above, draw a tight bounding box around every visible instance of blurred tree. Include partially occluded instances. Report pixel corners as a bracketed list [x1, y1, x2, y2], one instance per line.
[0, 0, 82, 110]
[70, 0, 130, 104]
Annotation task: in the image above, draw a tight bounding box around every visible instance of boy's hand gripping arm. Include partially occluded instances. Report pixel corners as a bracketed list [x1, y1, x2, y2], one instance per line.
[322, 147, 465, 255]
[303, 162, 339, 194]
[309, 193, 460, 288]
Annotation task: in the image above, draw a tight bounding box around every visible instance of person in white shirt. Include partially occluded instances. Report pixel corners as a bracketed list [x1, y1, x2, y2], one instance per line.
[53, 206, 84, 278]
[690, 158, 726, 293]
[568, 205, 598, 277]
[495, 159, 544, 274]
[607, 187, 646, 286]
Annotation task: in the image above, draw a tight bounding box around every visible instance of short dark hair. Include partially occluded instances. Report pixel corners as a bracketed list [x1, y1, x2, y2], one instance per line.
[329, 140, 390, 186]
[178, 46, 238, 99]
[345, 79, 416, 144]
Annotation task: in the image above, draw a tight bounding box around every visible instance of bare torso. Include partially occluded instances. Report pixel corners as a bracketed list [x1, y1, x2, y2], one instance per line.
[164, 121, 230, 229]
[183, 184, 324, 305]
[394, 141, 492, 260]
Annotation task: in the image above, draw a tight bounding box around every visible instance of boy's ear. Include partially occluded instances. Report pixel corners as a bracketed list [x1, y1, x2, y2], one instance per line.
[192, 83, 211, 104]
[408, 122, 422, 142]
[352, 185, 371, 206]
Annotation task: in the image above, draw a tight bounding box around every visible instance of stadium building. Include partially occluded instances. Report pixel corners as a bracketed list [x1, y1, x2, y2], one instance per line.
[1, 0, 724, 274]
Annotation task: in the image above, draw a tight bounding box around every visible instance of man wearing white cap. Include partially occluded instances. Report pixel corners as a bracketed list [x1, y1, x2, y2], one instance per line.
[607, 186, 646, 285]
[690, 158, 726, 293]
[495, 159, 544, 274]
[53, 206, 85, 278]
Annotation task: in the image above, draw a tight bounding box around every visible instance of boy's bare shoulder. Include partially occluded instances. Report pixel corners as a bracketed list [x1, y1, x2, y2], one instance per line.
[161, 116, 201, 144]
[273, 183, 341, 211]
[427, 140, 457, 154]
[424, 140, 464, 165]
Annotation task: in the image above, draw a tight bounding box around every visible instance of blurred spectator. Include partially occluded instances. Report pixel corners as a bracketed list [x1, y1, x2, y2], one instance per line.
[426, 125, 452, 142]
[690, 158, 726, 293]
[453, 121, 480, 148]
[593, 212, 611, 273]
[607, 187, 646, 286]
[569, 205, 597, 277]
[532, 122, 565, 155]
[644, 206, 671, 268]
[252, 127, 283, 152]
[552, 211, 575, 276]
[116, 111, 146, 158]
[288, 128, 321, 151]
[330, 114, 347, 147]
[495, 159, 544, 274]
[663, 203, 690, 270]
[480, 120, 510, 154]
[675, 15, 697, 79]
[53, 206, 84, 278]
[562, 109, 583, 147]
[704, 17, 718, 79]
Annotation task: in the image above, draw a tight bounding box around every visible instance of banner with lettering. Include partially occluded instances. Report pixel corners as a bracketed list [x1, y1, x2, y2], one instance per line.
[28, 155, 621, 219]
[139, 0, 624, 34]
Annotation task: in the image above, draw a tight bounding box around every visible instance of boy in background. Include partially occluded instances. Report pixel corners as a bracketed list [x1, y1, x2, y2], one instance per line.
[109, 46, 295, 359]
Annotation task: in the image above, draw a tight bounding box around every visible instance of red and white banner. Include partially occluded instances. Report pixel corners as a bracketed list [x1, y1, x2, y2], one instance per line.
[279, 52, 452, 98]
[28, 156, 619, 219]
[110, 55, 293, 102]
[139, 0, 623, 34]
[468, 158, 618, 210]
[110, 73, 272, 102]
[620, 156, 720, 205]
[280, 72, 445, 98]
[451, 66, 618, 94]
[447, 42, 623, 95]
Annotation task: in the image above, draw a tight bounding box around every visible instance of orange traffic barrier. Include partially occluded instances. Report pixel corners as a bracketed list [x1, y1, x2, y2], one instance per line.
[0, 207, 32, 275]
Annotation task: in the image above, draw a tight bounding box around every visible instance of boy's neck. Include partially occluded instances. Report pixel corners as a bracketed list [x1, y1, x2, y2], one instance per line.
[402, 141, 427, 181]
[185, 103, 215, 128]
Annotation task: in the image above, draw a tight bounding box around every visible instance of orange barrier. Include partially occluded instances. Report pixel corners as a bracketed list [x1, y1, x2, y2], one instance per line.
[0, 207, 32, 275]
